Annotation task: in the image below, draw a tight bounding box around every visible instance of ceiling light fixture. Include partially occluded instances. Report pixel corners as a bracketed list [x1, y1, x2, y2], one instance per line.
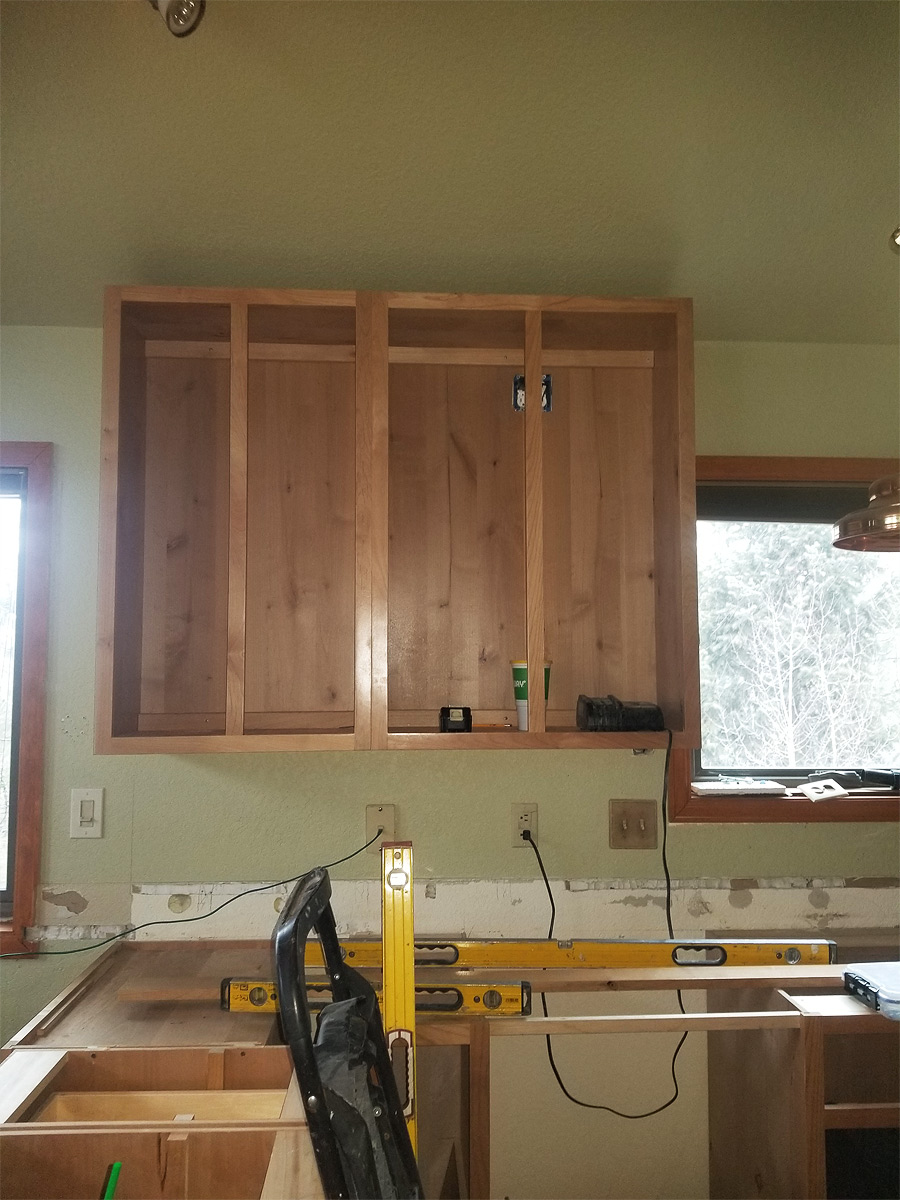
[892, 227, 900, 250]
[148, 0, 206, 37]
[833, 474, 900, 551]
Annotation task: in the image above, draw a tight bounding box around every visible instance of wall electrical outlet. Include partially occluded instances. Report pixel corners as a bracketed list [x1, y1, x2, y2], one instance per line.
[609, 799, 658, 849]
[366, 804, 396, 853]
[70, 788, 104, 839]
[511, 802, 538, 847]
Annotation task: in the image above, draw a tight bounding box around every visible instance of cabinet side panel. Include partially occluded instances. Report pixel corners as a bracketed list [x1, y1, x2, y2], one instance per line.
[140, 357, 230, 722]
[708, 988, 804, 1200]
[244, 360, 356, 724]
[0, 1130, 277, 1200]
[388, 365, 525, 720]
[111, 317, 148, 735]
[652, 311, 699, 740]
[543, 367, 657, 718]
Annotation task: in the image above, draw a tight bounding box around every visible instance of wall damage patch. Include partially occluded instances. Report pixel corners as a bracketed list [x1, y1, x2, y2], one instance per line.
[41, 888, 88, 915]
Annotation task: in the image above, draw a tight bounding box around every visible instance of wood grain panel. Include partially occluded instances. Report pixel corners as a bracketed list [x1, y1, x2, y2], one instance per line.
[468, 1020, 491, 1200]
[226, 303, 249, 736]
[651, 303, 698, 738]
[708, 987, 805, 1200]
[33, 1089, 286, 1122]
[146, 343, 356, 362]
[357, 291, 388, 749]
[109, 310, 148, 735]
[524, 310, 546, 733]
[245, 360, 356, 722]
[146, 343, 652, 368]
[543, 366, 657, 720]
[140, 357, 230, 722]
[0, 1128, 278, 1200]
[260, 1073, 325, 1200]
[387, 292, 685, 314]
[387, 365, 525, 721]
[697, 455, 900, 483]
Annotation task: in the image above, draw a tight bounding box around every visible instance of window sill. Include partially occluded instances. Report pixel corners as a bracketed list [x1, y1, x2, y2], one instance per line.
[668, 751, 900, 823]
[0, 924, 36, 956]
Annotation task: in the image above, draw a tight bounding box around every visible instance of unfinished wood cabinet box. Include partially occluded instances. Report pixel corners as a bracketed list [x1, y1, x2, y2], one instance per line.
[97, 287, 698, 753]
[0, 1046, 322, 1200]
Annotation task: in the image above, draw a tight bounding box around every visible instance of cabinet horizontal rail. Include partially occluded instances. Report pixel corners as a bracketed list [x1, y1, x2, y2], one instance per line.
[137, 711, 355, 734]
[822, 1102, 900, 1130]
[143, 340, 653, 369]
[487, 1011, 804, 1035]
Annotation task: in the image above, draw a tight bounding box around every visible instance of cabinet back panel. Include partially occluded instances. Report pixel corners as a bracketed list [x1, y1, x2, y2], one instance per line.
[543, 310, 677, 354]
[122, 300, 231, 344]
[388, 365, 526, 719]
[111, 320, 150, 733]
[543, 367, 658, 715]
[139, 357, 230, 722]
[390, 308, 525, 351]
[244, 360, 356, 722]
[248, 303, 356, 346]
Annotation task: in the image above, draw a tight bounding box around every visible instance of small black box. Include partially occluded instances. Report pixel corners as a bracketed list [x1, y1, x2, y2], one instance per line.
[439, 706, 473, 732]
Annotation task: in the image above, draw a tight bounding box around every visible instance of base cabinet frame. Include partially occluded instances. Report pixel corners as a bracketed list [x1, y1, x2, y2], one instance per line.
[4, 943, 897, 1199]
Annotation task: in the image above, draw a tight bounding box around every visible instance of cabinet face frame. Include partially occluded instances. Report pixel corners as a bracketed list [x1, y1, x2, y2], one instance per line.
[376, 292, 699, 750]
[97, 287, 698, 753]
[96, 286, 367, 753]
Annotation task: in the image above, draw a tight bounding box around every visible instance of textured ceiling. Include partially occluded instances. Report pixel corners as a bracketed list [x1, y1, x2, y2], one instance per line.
[1, 0, 898, 343]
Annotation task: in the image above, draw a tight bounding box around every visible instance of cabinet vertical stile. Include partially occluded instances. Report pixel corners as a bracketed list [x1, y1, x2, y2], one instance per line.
[524, 307, 546, 736]
[356, 291, 388, 751]
[226, 299, 248, 736]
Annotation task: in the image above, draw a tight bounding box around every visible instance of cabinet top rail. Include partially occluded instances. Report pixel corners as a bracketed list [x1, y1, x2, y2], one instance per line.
[106, 284, 692, 316]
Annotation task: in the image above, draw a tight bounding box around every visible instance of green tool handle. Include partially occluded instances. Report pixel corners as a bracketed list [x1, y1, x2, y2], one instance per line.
[100, 1162, 122, 1199]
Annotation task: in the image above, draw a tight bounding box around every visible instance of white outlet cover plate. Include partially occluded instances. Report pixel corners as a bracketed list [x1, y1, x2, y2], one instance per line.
[511, 802, 538, 847]
[366, 804, 396, 853]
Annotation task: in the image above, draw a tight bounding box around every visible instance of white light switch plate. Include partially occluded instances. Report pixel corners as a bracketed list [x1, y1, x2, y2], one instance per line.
[70, 788, 104, 838]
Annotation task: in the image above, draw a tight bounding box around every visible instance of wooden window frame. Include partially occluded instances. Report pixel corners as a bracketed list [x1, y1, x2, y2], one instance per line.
[669, 455, 900, 824]
[0, 443, 52, 953]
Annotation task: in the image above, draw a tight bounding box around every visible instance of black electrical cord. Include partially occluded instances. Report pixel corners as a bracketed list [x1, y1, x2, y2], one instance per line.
[0, 827, 384, 959]
[523, 729, 687, 1117]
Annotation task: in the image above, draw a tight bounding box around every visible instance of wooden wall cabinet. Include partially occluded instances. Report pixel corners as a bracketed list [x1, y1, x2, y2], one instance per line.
[96, 288, 698, 753]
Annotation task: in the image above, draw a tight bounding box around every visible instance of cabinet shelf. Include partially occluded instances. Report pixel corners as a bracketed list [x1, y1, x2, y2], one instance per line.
[96, 287, 699, 753]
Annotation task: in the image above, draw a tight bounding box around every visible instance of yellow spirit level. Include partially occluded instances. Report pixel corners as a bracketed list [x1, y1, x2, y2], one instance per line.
[220, 978, 532, 1016]
[299, 937, 835, 971]
[381, 842, 417, 1153]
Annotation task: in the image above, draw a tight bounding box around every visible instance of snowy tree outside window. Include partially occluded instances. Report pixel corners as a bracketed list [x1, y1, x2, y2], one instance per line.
[697, 519, 900, 774]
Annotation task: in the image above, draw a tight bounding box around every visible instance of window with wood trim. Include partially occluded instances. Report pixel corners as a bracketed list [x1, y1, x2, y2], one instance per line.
[0, 443, 51, 953]
[670, 456, 900, 824]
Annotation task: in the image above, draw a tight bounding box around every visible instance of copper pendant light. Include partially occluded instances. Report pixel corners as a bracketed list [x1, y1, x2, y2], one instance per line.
[832, 473, 900, 551]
